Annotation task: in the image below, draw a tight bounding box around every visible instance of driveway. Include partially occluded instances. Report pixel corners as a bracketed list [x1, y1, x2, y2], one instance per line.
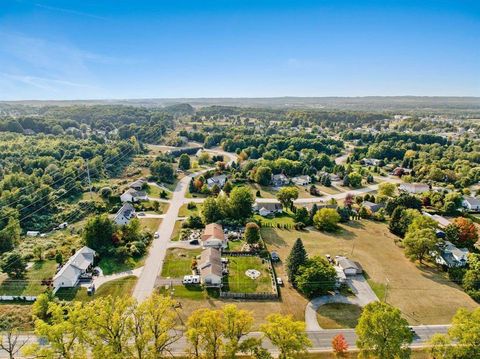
[305, 274, 379, 331]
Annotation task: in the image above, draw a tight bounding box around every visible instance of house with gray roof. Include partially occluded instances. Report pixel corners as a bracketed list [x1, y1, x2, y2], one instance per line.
[199, 247, 223, 288]
[52, 247, 96, 292]
[114, 203, 136, 225]
[435, 241, 469, 268]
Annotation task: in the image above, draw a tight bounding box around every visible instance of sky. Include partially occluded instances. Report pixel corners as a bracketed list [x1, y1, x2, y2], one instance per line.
[0, 0, 479, 100]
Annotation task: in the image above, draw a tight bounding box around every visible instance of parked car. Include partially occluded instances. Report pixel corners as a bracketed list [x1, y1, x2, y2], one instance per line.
[271, 251, 280, 262]
[183, 275, 200, 284]
[154, 232, 159, 239]
[189, 239, 199, 245]
[87, 284, 95, 296]
[137, 212, 146, 217]
[276, 277, 284, 286]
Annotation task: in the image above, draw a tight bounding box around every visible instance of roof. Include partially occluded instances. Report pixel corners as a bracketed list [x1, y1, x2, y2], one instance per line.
[53, 246, 96, 282]
[362, 201, 382, 211]
[463, 196, 480, 206]
[201, 223, 225, 242]
[272, 173, 289, 181]
[207, 174, 227, 185]
[122, 188, 147, 198]
[255, 202, 283, 212]
[114, 203, 135, 221]
[130, 178, 146, 188]
[438, 241, 469, 267]
[199, 247, 222, 278]
[292, 175, 310, 181]
[399, 183, 429, 192]
[336, 257, 359, 271]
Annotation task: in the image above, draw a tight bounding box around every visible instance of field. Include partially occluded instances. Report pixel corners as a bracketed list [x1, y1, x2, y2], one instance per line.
[0, 260, 57, 296]
[98, 256, 144, 275]
[138, 217, 162, 232]
[253, 213, 295, 227]
[56, 276, 137, 302]
[224, 256, 273, 293]
[178, 202, 200, 217]
[261, 220, 479, 325]
[316, 303, 362, 329]
[161, 248, 201, 278]
[170, 220, 184, 241]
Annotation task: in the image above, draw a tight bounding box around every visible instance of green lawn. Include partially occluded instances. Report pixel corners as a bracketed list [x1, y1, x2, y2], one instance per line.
[254, 213, 295, 227]
[139, 217, 162, 232]
[56, 276, 137, 302]
[0, 260, 57, 296]
[158, 284, 210, 300]
[98, 256, 144, 275]
[161, 248, 201, 278]
[316, 303, 363, 329]
[171, 220, 184, 241]
[146, 184, 171, 199]
[227, 240, 245, 251]
[178, 203, 200, 217]
[224, 256, 273, 294]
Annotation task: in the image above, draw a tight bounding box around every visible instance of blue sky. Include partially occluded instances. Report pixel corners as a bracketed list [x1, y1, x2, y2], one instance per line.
[0, 0, 479, 100]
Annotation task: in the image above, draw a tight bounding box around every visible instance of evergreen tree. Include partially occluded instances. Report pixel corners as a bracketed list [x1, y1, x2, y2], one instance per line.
[388, 206, 405, 237]
[286, 238, 307, 285]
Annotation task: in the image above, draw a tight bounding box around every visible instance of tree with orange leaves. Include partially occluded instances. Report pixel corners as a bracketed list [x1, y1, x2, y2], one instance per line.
[452, 217, 478, 246]
[332, 333, 349, 357]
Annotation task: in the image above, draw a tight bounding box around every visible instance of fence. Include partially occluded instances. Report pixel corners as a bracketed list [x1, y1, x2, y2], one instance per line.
[0, 295, 37, 302]
[219, 291, 278, 300]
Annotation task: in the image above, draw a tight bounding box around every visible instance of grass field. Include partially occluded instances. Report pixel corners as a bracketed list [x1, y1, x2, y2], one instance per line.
[161, 248, 201, 278]
[171, 220, 184, 241]
[316, 303, 362, 329]
[261, 220, 479, 325]
[254, 213, 295, 227]
[0, 260, 57, 296]
[224, 256, 273, 293]
[157, 284, 218, 300]
[138, 217, 162, 232]
[56, 276, 137, 302]
[98, 256, 144, 275]
[178, 203, 200, 217]
[146, 184, 171, 199]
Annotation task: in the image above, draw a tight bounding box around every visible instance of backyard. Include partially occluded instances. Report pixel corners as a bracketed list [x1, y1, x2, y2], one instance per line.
[261, 220, 479, 325]
[223, 255, 273, 294]
[0, 260, 57, 296]
[161, 248, 201, 278]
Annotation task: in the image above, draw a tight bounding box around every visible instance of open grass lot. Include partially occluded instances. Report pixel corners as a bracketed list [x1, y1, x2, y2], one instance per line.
[157, 284, 219, 300]
[224, 256, 273, 293]
[98, 256, 144, 275]
[262, 220, 479, 325]
[0, 304, 34, 330]
[171, 219, 184, 241]
[56, 276, 137, 302]
[178, 203, 200, 217]
[0, 260, 57, 296]
[138, 217, 162, 232]
[254, 213, 295, 227]
[318, 184, 343, 195]
[316, 303, 362, 329]
[161, 248, 201, 278]
[247, 183, 277, 199]
[145, 183, 171, 199]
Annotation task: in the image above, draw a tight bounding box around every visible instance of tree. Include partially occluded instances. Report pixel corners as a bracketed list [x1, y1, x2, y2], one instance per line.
[276, 187, 298, 211]
[244, 222, 260, 244]
[98, 187, 112, 199]
[260, 314, 311, 359]
[23, 301, 88, 359]
[428, 333, 454, 359]
[296, 257, 337, 297]
[378, 182, 396, 197]
[254, 166, 272, 186]
[446, 307, 480, 358]
[178, 154, 191, 171]
[293, 207, 309, 225]
[150, 160, 175, 183]
[403, 227, 439, 264]
[452, 217, 478, 246]
[228, 186, 254, 220]
[347, 172, 362, 188]
[201, 197, 224, 224]
[83, 215, 115, 254]
[286, 238, 307, 284]
[313, 208, 341, 232]
[355, 302, 413, 359]
[1, 253, 26, 279]
[0, 218, 20, 254]
[0, 316, 28, 359]
[186, 308, 224, 359]
[222, 305, 254, 358]
[32, 291, 55, 322]
[331, 333, 349, 358]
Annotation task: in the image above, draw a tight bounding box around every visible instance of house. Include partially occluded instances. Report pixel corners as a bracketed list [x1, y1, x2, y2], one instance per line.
[462, 196, 480, 212]
[120, 188, 148, 203]
[253, 202, 283, 217]
[392, 167, 412, 177]
[207, 174, 228, 189]
[334, 266, 347, 286]
[272, 173, 289, 187]
[330, 174, 341, 182]
[114, 203, 136, 225]
[198, 247, 223, 288]
[291, 175, 311, 186]
[361, 158, 381, 166]
[335, 256, 362, 276]
[423, 212, 451, 228]
[362, 201, 383, 213]
[129, 178, 146, 191]
[52, 247, 96, 292]
[435, 241, 469, 268]
[201, 223, 227, 249]
[399, 183, 430, 194]
[26, 231, 40, 237]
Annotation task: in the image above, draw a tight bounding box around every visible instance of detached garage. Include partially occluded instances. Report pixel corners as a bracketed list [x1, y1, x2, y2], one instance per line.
[336, 256, 362, 276]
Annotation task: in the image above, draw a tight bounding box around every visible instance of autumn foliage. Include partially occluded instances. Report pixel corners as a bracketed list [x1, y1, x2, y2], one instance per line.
[453, 217, 478, 245]
[332, 333, 349, 357]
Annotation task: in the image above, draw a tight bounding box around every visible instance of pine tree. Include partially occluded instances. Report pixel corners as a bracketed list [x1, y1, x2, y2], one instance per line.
[286, 238, 308, 285]
[189, 178, 195, 193]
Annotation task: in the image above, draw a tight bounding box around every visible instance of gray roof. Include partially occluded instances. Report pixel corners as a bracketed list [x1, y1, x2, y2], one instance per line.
[114, 203, 135, 221]
[337, 257, 359, 271]
[53, 246, 96, 282]
[463, 196, 480, 206]
[199, 247, 222, 278]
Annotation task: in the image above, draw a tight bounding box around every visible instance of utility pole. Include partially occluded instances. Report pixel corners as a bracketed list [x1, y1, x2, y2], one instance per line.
[384, 277, 390, 303]
[85, 159, 93, 200]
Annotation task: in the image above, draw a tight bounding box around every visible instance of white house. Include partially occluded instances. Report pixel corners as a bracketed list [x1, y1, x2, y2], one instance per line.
[399, 183, 430, 194]
[335, 256, 362, 276]
[26, 231, 40, 237]
[206, 174, 228, 189]
[423, 212, 451, 228]
[253, 202, 283, 216]
[291, 175, 311, 186]
[52, 247, 96, 292]
[114, 203, 136, 225]
[129, 178, 146, 191]
[435, 241, 469, 268]
[272, 173, 289, 187]
[199, 247, 223, 288]
[462, 196, 480, 212]
[361, 158, 381, 166]
[201, 223, 227, 249]
[120, 188, 148, 203]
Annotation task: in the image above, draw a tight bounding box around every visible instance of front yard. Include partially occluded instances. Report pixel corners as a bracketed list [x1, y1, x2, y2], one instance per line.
[56, 276, 137, 302]
[161, 248, 201, 278]
[0, 260, 57, 296]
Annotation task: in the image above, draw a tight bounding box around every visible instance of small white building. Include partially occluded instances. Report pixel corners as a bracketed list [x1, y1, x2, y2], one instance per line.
[435, 241, 469, 268]
[206, 174, 228, 189]
[399, 183, 430, 194]
[335, 256, 362, 276]
[26, 231, 40, 237]
[199, 247, 223, 288]
[462, 196, 480, 212]
[361, 158, 381, 166]
[272, 173, 289, 187]
[253, 202, 283, 216]
[120, 188, 148, 203]
[114, 203, 136, 225]
[291, 175, 311, 186]
[423, 212, 451, 228]
[52, 247, 96, 292]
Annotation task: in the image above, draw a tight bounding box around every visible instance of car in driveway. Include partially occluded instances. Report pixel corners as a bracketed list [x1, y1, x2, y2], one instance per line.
[271, 251, 280, 262]
[276, 277, 284, 286]
[154, 232, 159, 239]
[137, 212, 146, 217]
[182, 275, 200, 285]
